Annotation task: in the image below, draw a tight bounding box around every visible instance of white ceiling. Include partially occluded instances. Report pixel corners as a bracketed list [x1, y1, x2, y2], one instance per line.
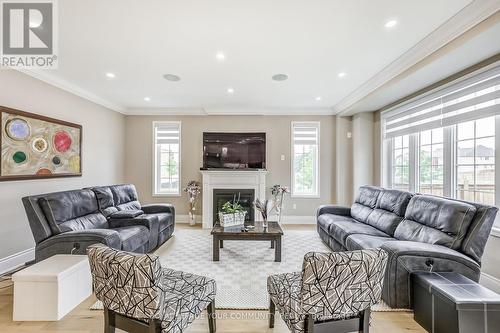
[22, 0, 500, 115]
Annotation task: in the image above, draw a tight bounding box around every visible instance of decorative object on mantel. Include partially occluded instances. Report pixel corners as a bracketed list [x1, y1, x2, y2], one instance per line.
[270, 184, 290, 224]
[184, 180, 201, 225]
[254, 198, 273, 229]
[0, 106, 82, 181]
[218, 194, 247, 227]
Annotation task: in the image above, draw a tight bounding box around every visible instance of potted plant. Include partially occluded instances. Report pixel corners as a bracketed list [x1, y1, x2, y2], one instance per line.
[218, 195, 247, 227]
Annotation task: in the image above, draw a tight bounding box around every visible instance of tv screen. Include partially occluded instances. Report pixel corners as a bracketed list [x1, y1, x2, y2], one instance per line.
[203, 132, 266, 169]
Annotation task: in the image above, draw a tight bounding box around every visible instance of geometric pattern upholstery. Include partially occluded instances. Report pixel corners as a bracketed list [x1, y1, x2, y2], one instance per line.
[268, 249, 388, 333]
[87, 244, 216, 333]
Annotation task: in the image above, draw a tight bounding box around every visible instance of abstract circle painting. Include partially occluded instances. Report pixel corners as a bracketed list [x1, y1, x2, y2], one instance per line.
[6, 118, 30, 140]
[12, 151, 27, 164]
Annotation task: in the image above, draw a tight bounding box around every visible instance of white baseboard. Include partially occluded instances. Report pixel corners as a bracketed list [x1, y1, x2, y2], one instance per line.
[480, 272, 500, 293]
[176, 214, 202, 224]
[0, 247, 35, 276]
[175, 214, 316, 225]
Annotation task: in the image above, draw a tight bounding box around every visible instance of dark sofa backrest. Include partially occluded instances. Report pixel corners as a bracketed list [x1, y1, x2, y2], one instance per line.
[22, 194, 54, 243]
[38, 189, 108, 234]
[92, 186, 119, 217]
[394, 195, 477, 250]
[108, 184, 141, 211]
[351, 185, 412, 236]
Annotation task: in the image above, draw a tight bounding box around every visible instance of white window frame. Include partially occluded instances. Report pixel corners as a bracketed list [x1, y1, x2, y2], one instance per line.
[291, 121, 320, 198]
[152, 121, 182, 197]
[382, 114, 500, 230]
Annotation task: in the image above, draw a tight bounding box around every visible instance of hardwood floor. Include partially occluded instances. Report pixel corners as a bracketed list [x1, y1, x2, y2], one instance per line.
[0, 224, 425, 333]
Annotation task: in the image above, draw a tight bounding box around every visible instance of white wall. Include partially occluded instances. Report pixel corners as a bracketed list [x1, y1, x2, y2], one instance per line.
[335, 116, 353, 206]
[0, 70, 126, 265]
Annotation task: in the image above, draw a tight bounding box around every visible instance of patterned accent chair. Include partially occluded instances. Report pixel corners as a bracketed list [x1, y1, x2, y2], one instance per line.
[267, 249, 388, 333]
[87, 244, 217, 333]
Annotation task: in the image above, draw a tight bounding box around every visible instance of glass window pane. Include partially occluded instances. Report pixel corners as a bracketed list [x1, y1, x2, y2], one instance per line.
[432, 144, 443, 165]
[432, 128, 443, 143]
[457, 120, 475, 140]
[402, 148, 409, 165]
[394, 136, 402, 149]
[476, 165, 495, 188]
[476, 116, 495, 138]
[457, 140, 474, 165]
[457, 166, 474, 191]
[432, 166, 444, 185]
[476, 137, 495, 165]
[420, 130, 431, 145]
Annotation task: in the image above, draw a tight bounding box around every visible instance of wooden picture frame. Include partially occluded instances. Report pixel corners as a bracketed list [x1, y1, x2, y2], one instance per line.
[0, 106, 82, 181]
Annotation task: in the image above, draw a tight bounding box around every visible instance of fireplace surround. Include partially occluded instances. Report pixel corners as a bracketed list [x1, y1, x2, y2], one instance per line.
[200, 170, 267, 228]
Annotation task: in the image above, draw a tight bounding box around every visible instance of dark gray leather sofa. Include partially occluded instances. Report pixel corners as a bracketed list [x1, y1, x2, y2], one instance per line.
[22, 184, 175, 262]
[317, 185, 498, 309]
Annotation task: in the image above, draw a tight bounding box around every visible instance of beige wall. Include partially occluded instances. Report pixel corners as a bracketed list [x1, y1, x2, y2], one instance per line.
[125, 115, 336, 216]
[352, 112, 374, 197]
[335, 116, 353, 205]
[0, 70, 126, 260]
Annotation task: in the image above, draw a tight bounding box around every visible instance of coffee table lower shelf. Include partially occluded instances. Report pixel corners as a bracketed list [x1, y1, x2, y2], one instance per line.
[212, 234, 282, 262]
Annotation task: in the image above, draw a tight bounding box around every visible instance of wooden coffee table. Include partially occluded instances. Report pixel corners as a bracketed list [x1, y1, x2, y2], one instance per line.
[211, 221, 283, 262]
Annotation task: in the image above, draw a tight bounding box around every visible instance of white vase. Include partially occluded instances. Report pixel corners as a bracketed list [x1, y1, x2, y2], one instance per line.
[188, 211, 196, 226]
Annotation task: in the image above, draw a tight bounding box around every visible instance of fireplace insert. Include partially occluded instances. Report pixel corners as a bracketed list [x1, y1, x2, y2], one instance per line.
[213, 189, 255, 225]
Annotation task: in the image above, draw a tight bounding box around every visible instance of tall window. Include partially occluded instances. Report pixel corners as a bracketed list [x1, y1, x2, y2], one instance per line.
[153, 122, 181, 196]
[291, 122, 320, 197]
[382, 63, 500, 227]
[456, 117, 495, 205]
[392, 135, 410, 191]
[419, 128, 444, 195]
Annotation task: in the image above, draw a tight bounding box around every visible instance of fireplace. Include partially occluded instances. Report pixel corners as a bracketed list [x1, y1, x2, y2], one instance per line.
[213, 189, 255, 225]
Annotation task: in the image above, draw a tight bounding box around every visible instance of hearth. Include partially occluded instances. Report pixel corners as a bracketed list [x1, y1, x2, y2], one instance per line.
[213, 189, 255, 224]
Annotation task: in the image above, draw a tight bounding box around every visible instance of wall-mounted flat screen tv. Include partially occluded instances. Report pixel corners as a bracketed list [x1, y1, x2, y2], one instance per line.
[202, 132, 266, 169]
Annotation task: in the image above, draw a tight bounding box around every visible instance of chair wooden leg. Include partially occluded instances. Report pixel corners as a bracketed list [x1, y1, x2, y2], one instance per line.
[148, 319, 162, 333]
[360, 308, 370, 333]
[304, 314, 314, 333]
[207, 299, 216, 333]
[104, 308, 116, 333]
[269, 299, 276, 328]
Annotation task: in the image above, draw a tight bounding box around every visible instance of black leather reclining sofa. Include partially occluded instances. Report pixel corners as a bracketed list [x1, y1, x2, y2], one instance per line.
[22, 184, 175, 262]
[317, 185, 498, 309]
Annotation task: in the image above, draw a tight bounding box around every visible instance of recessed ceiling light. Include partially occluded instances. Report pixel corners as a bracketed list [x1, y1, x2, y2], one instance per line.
[227, 87, 235, 94]
[144, 97, 151, 102]
[216, 52, 226, 61]
[272, 74, 289, 81]
[338, 72, 347, 78]
[163, 74, 181, 81]
[384, 19, 398, 28]
[315, 96, 322, 101]
[105, 72, 115, 79]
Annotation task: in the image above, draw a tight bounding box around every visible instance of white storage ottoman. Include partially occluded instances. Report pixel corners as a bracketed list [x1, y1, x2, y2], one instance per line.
[12, 254, 92, 321]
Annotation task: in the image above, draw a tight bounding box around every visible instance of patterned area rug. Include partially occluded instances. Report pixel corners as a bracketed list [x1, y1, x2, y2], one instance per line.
[90, 228, 410, 312]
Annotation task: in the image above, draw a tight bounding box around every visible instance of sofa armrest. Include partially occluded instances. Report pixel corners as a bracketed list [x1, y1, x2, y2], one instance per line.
[35, 229, 122, 261]
[141, 203, 175, 215]
[108, 215, 158, 230]
[316, 204, 351, 218]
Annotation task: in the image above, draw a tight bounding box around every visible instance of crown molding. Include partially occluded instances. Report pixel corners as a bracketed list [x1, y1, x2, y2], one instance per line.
[126, 107, 334, 116]
[16, 69, 126, 113]
[334, 0, 500, 116]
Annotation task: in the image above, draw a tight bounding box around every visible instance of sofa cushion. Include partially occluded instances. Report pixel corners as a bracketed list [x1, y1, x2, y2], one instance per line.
[329, 220, 391, 246]
[345, 234, 397, 251]
[350, 186, 382, 224]
[92, 186, 118, 217]
[39, 189, 107, 234]
[109, 184, 142, 211]
[317, 214, 355, 233]
[114, 225, 150, 252]
[394, 195, 477, 249]
[365, 189, 412, 236]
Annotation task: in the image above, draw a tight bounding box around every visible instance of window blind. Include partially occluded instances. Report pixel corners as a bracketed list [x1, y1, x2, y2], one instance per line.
[154, 122, 180, 144]
[292, 122, 319, 145]
[384, 64, 500, 138]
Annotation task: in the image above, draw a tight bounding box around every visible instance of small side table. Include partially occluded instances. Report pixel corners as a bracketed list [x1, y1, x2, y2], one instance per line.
[12, 255, 92, 321]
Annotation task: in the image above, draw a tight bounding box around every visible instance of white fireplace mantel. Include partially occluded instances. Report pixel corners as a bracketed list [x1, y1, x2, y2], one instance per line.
[200, 170, 268, 229]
